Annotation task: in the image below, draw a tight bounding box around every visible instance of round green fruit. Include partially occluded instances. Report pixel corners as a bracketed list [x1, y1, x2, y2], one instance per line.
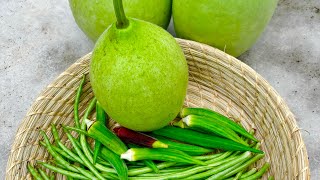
[90, 18, 188, 132]
[173, 0, 278, 57]
[69, 0, 172, 42]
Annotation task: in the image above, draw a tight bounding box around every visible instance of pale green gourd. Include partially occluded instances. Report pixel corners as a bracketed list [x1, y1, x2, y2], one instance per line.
[90, 0, 188, 131]
[69, 0, 172, 42]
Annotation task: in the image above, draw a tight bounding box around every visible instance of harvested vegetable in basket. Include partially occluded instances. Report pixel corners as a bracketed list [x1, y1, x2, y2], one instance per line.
[28, 74, 272, 179]
[93, 101, 108, 164]
[151, 134, 214, 156]
[114, 126, 168, 148]
[121, 148, 206, 165]
[152, 126, 262, 153]
[180, 107, 258, 142]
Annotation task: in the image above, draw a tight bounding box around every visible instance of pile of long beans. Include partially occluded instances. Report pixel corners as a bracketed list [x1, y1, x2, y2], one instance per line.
[27, 75, 273, 180]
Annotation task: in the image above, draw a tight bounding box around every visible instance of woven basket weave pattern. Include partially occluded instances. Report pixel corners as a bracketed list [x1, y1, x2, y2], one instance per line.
[6, 39, 309, 179]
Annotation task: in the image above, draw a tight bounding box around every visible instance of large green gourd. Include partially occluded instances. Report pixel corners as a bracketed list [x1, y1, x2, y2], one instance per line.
[90, 0, 188, 131]
[69, 0, 172, 42]
[173, 0, 278, 57]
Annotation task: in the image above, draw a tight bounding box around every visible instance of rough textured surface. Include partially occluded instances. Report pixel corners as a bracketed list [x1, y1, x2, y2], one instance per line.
[0, 0, 319, 179]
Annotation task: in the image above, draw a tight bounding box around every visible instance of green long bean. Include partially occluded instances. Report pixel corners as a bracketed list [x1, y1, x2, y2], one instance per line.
[74, 75, 86, 128]
[42, 132, 115, 174]
[241, 163, 270, 180]
[212, 154, 265, 179]
[80, 97, 97, 163]
[40, 131, 78, 172]
[27, 163, 43, 180]
[38, 167, 51, 180]
[64, 128, 106, 180]
[185, 152, 252, 179]
[128, 162, 176, 176]
[51, 124, 83, 163]
[240, 168, 257, 178]
[37, 161, 90, 180]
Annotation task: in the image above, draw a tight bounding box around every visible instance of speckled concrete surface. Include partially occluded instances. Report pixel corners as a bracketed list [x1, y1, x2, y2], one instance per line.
[0, 0, 319, 179]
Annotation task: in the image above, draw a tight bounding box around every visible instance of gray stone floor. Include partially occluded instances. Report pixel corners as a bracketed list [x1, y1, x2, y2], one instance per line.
[0, 0, 319, 179]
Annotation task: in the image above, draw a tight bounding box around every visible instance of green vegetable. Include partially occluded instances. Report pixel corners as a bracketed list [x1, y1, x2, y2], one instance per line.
[193, 151, 227, 161]
[34, 78, 270, 179]
[208, 154, 264, 179]
[86, 120, 128, 155]
[51, 124, 83, 163]
[90, 0, 188, 131]
[180, 107, 258, 142]
[130, 165, 212, 180]
[121, 148, 205, 165]
[153, 126, 262, 153]
[268, 176, 275, 180]
[74, 75, 86, 128]
[43, 129, 116, 175]
[232, 169, 244, 180]
[185, 152, 252, 179]
[39, 131, 79, 173]
[93, 101, 107, 164]
[240, 168, 257, 178]
[27, 163, 43, 180]
[49, 174, 55, 180]
[172, 0, 278, 57]
[69, 0, 172, 42]
[178, 115, 247, 145]
[99, 146, 128, 180]
[151, 134, 213, 155]
[142, 160, 159, 174]
[127, 144, 159, 173]
[241, 163, 270, 180]
[128, 162, 177, 176]
[37, 161, 90, 180]
[79, 97, 97, 164]
[38, 168, 50, 180]
[64, 128, 106, 180]
[136, 166, 193, 177]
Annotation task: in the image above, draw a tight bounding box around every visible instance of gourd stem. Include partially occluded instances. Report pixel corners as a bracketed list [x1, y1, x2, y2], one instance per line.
[113, 0, 129, 29]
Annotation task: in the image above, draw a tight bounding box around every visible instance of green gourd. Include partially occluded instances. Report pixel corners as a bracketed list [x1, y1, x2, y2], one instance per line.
[69, 0, 172, 42]
[90, 0, 189, 131]
[173, 0, 278, 57]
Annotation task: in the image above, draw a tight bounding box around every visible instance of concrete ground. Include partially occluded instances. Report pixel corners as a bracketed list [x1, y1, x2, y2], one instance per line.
[0, 0, 319, 179]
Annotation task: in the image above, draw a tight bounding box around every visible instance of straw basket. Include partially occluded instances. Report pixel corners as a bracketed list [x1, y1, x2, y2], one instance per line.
[6, 39, 310, 179]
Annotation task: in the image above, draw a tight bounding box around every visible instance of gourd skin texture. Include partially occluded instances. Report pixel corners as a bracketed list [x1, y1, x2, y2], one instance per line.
[90, 18, 188, 132]
[69, 0, 172, 42]
[173, 0, 278, 57]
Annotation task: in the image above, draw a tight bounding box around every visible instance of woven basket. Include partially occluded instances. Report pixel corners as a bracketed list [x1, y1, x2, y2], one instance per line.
[6, 39, 310, 179]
